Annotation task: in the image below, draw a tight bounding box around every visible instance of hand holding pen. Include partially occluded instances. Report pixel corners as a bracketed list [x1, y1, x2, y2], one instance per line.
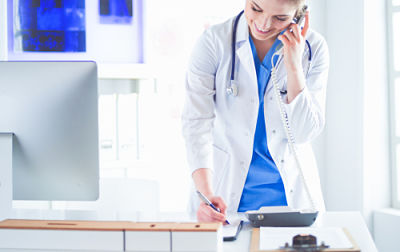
[196, 191, 230, 225]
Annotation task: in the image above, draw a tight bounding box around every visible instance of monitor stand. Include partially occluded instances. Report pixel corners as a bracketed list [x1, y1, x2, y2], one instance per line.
[0, 133, 13, 221]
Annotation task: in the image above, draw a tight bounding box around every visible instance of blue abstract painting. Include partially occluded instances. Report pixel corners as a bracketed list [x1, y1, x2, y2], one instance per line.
[15, 0, 86, 52]
[99, 0, 133, 24]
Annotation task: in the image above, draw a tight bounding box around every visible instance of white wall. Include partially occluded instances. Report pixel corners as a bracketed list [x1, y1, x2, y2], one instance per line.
[363, 0, 391, 229]
[308, 0, 326, 36]
[317, 0, 391, 232]
[307, 0, 327, 202]
[324, 0, 365, 212]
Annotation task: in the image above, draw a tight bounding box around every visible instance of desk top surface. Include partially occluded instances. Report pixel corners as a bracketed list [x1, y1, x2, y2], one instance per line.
[0, 219, 221, 232]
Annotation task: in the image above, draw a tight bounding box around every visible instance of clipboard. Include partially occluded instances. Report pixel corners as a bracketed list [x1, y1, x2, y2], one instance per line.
[249, 228, 360, 252]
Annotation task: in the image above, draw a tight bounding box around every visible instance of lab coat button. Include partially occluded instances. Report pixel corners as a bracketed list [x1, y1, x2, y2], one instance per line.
[280, 159, 284, 163]
[240, 161, 244, 166]
[269, 96, 273, 100]
[272, 130, 276, 134]
[290, 189, 293, 193]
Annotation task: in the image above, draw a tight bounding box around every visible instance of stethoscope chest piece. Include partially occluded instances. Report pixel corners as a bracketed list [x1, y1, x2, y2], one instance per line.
[226, 82, 238, 97]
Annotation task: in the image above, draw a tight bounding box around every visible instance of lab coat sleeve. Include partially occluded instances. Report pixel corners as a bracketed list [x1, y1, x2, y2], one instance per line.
[182, 29, 218, 175]
[283, 37, 329, 144]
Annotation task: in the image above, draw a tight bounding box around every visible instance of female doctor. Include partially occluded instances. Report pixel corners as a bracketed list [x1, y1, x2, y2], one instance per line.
[182, 0, 329, 223]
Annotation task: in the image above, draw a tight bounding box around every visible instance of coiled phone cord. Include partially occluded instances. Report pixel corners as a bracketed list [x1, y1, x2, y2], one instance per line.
[270, 50, 316, 211]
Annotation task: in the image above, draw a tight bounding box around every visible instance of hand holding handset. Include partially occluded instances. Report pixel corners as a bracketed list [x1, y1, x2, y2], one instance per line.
[274, 5, 308, 53]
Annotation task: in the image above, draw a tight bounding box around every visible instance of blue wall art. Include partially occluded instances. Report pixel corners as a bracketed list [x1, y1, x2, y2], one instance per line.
[99, 0, 133, 24]
[14, 0, 86, 52]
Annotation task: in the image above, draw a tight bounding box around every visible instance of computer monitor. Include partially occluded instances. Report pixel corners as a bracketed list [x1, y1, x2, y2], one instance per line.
[0, 61, 99, 201]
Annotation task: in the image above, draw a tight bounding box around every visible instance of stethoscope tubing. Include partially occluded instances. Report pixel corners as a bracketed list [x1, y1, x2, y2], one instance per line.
[230, 10, 244, 82]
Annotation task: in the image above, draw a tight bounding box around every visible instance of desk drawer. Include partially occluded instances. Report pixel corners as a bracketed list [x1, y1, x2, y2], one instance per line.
[125, 231, 170, 251]
[171, 231, 223, 252]
[0, 229, 124, 251]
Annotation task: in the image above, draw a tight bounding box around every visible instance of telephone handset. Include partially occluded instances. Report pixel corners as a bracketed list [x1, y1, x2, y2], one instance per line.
[274, 5, 308, 53]
[293, 5, 308, 26]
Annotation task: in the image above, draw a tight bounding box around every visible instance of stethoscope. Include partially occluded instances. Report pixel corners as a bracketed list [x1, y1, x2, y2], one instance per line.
[226, 10, 313, 97]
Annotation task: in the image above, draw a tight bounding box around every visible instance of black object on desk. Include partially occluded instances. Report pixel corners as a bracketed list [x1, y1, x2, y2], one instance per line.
[223, 220, 244, 241]
[281, 234, 330, 251]
[245, 207, 318, 227]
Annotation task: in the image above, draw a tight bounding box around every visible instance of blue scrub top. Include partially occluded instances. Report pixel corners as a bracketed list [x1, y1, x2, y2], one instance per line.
[237, 36, 287, 212]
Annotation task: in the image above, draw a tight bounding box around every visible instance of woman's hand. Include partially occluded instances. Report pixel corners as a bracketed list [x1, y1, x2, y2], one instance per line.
[196, 195, 228, 223]
[278, 11, 310, 73]
[278, 11, 310, 103]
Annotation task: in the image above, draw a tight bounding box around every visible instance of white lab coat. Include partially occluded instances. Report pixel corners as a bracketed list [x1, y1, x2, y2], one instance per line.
[182, 14, 329, 213]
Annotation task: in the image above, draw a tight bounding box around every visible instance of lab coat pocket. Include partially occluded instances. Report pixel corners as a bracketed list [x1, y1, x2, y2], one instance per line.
[212, 144, 230, 194]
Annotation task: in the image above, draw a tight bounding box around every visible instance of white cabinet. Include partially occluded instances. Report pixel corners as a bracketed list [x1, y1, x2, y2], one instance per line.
[171, 231, 223, 252]
[171, 223, 223, 252]
[0, 220, 222, 252]
[0, 229, 124, 251]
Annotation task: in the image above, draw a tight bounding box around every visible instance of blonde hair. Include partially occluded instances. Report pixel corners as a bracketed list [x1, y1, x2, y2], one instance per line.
[290, 0, 307, 19]
[288, 0, 306, 8]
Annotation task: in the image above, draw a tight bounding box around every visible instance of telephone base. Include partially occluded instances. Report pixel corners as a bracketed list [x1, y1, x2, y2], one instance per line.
[245, 206, 318, 227]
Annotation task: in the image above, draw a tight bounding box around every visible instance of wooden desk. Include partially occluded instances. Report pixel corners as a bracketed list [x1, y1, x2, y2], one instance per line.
[0, 220, 222, 252]
[0, 211, 378, 252]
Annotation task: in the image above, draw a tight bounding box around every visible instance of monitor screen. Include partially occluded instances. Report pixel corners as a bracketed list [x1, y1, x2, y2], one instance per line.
[0, 61, 99, 201]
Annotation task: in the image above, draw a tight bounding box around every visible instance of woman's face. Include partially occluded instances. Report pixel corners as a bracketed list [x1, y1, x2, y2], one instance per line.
[244, 0, 298, 41]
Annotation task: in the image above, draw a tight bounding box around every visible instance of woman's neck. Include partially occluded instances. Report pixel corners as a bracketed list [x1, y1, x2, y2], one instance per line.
[251, 34, 277, 62]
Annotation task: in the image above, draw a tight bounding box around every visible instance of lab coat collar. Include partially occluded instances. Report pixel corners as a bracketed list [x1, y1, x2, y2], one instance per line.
[236, 45, 258, 104]
[236, 12, 249, 44]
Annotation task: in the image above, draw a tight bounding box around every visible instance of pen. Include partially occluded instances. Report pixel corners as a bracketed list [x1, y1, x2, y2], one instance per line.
[196, 190, 230, 224]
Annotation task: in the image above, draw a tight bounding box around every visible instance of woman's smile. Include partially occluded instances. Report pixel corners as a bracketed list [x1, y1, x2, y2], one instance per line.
[254, 23, 272, 34]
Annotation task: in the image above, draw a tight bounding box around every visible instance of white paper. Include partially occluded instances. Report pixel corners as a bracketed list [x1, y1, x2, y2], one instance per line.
[259, 227, 354, 250]
[223, 218, 242, 238]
